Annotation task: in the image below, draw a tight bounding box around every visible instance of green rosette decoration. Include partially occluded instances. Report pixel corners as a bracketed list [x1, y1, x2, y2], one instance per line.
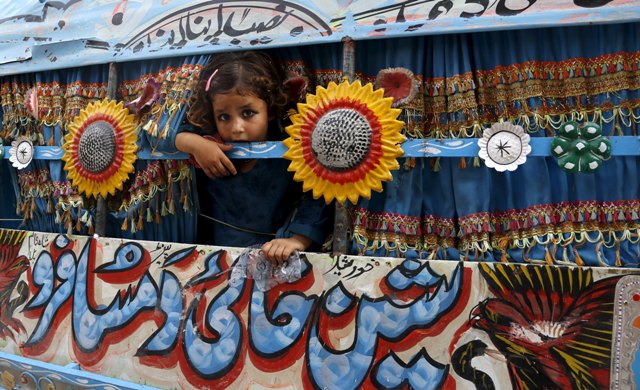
[550, 121, 611, 173]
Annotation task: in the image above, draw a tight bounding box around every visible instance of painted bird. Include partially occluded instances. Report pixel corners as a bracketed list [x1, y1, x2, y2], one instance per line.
[0, 230, 30, 341]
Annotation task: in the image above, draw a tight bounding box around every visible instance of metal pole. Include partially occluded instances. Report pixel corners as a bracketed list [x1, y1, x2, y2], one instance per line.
[332, 37, 355, 256]
[95, 63, 118, 236]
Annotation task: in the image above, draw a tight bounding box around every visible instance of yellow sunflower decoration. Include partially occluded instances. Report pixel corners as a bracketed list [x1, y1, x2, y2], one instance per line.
[284, 79, 405, 204]
[62, 99, 137, 198]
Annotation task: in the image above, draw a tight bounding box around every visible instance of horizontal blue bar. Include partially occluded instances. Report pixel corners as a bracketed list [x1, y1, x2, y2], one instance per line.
[4, 136, 639, 161]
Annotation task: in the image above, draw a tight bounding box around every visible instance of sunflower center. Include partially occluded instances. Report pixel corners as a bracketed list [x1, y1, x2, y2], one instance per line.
[79, 121, 117, 173]
[311, 108, 372, 171]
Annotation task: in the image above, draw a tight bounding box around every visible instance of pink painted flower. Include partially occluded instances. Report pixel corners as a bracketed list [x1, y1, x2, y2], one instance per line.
[375, 67, 418, 107]
[126, 78, 161, 115]
[24, 88, 39, 119]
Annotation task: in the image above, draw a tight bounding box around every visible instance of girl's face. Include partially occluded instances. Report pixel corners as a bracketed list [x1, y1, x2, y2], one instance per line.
[211, 92, 269, 142]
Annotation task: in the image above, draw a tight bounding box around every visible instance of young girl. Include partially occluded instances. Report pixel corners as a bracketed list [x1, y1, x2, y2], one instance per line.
[175, 51, 331, 264]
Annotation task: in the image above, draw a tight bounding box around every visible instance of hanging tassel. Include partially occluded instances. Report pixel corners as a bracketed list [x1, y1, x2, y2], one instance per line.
[146, 206, 153, 223]
[183, 192, 190, 212]
[80, 210, 88, 224]
[430, 157, 441, 172]
[142, 119, 154, 134]
[131, 214, 137, 234]
[75, 212, 82, 232]
[47, 197, 53, 214]
[55, 207, 61, 224]
[23, 204, 31, 221]
[121, 214, 128, 231]
[161, 201, 168, 217]
[155, 197, 160, 224]
[473, 156, 481, 168]
[64, 210, 72, 232]
[137, 211, 144, 231]
[158, 113, 175, 139]
[544, 246, 554, 265]
[459, 157, 467, 169]
[572, 248, 584, 266]
[403, 157, 416, 171]
[179, 181, 186, 205]
[596, 243, 607, 267]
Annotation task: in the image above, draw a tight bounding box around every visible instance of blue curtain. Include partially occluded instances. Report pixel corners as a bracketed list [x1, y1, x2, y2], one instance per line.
[0, 64, 109, 234]
[0, 43, 346, 243]
[351, 22, 640, 266]
[0, 57, 209, 243]
[3, 23, 639, 268]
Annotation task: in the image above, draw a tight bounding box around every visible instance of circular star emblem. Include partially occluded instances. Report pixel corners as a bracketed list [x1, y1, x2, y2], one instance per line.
[478, 122, 531, 172]
[9, 137, 34, 170]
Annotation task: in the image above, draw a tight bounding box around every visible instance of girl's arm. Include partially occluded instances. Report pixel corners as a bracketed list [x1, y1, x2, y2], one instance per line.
[263, 194, 333, 264]
[262, 235, 313, 265]
[175, 132, 237, 178]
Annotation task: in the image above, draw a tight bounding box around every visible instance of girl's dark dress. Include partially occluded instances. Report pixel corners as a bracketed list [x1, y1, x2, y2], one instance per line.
[196, 158, 331, 249]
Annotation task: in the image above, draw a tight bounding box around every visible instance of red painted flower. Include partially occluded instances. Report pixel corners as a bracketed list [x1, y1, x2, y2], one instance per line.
[375, 67, 418, 107]
[126, 78, 161, 115]
[470, 263, 619, 389]
[284, 71, 309, 102]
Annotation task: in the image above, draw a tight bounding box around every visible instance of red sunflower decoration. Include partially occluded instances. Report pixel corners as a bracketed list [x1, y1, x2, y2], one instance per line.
[62, 99, 138, 198]
[283, 79, 405, 204]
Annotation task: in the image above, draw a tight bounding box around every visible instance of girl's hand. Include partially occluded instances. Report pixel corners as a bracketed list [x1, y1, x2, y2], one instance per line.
[262, 235, 312, 265]
[176, 133, 236, 178]
[193, 139, 236, 178]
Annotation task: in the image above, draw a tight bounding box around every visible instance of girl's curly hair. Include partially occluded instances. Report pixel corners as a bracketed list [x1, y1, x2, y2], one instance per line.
[188, 51, 290, 138]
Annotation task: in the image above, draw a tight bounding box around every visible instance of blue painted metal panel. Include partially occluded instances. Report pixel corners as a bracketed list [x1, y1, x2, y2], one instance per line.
[0, 1, 639, 76]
